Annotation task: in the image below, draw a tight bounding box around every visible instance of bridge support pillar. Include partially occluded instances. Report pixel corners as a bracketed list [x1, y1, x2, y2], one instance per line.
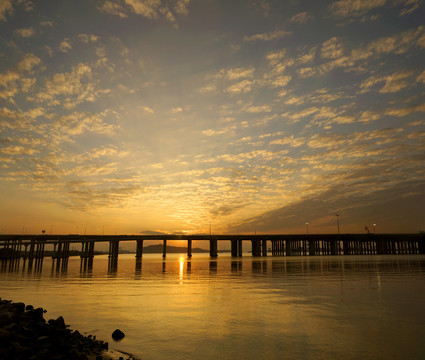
[108, 240, 119, 259]
[187, 239, 192, 258]
[88, 241, 95, 258]
[162, 240, 167, 258]
[286, 240, 291, 256]
[262, 239, 267, 256]
[136, 240, 144, 259]
[251, 239, 261, 256]
[308, 239, 316, 256]
[231, 239, 243, 257]
[210, 238, 218, 258]
[231, 240, 238, 257]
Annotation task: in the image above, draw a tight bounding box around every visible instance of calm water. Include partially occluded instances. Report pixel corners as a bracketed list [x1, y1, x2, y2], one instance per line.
[1, 253, 425, 359]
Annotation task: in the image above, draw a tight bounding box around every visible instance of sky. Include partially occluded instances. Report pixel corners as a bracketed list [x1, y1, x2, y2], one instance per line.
[0, 0, 424, 236]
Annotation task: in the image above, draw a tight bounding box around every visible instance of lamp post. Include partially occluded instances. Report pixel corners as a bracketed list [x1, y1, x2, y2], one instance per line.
[305, 222, 309, 235]
[373, 223, 376, 234]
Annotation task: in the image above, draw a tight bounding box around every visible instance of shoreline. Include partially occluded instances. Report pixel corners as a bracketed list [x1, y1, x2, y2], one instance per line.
[0, 298, 137, 360]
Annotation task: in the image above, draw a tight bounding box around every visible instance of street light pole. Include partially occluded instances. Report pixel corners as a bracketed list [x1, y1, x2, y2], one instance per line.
[305, 222, 309, 235]
[373, 223, 376, 234]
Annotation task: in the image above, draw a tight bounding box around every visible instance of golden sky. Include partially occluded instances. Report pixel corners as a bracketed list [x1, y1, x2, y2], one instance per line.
[0, 0, 424, 235]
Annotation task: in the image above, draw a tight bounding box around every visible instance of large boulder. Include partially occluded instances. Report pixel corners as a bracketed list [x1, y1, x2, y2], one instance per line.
[112, 329, 125, 341]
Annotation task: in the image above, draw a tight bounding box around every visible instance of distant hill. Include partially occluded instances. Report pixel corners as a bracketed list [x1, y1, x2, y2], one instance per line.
[141, 244, 209, 253]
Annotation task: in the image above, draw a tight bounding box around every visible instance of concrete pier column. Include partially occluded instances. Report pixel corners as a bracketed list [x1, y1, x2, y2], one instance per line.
[210, 238, 218, 258]
[238, 239, 243, 257]
[22, 244, 29, 259]
[109, 240, 119, 259]
[419, 235, 425, 254]
[81, 242, 87, 258]
[286, 240, 291, 256]
[63, 242, 70, 258]
[262, 239, 267, 256]
[136, 240, 144, 259]
[251, 239, 261, 256]
[309, 239, 316, 256]
[31, 241, 37, 259]
[52, 243, 57, 258]
[88, 241, 95, 258]
[57, 242, 63, 258]
[187, 239, 192, 258]
[331, 240, 338, 255]
[231, 240, 238, 257]
[162, 240, 167, 258]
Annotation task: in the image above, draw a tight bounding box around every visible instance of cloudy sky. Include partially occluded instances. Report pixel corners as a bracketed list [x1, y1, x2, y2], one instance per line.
[0, 0, 424, 236]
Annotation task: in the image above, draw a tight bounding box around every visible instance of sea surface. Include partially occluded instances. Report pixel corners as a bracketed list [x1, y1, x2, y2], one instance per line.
[1, 253, 425, 360]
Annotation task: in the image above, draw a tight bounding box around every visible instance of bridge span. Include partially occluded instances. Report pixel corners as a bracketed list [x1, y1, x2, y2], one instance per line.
[1, 233, 424, 263]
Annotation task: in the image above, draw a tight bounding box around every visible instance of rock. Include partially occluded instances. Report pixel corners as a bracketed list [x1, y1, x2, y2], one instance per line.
[26, 304, 34, 311]
[12, 302, 25, 312]
[48, 316, 66, 330]
[0, 298, 115, 360]
[29, 307, 45, 321]
[112, 329, 125, 341]
[0, 329, 12, 340]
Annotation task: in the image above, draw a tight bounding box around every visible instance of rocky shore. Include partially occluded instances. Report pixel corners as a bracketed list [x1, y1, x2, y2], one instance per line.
[0, 298, 134, 360]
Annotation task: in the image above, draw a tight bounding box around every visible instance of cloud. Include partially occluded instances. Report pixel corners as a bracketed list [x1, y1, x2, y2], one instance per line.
[0, 145, 38, 155]
[417, 70, 425, 84]
[290, 12, 312, 24]
[78, 34, 99, 43]
[34, 63, 95, 107]
[358, 110, 381, 123]
[140, 105, 154, 113]
[243, 29, 292, 42]
[321, 37, 344, 59]
[210, 204, 244, 217]
[98, 1, 128, 18]
[40, 20, 54, 27]
[99, 0, 190, 26]
[297, 26, 425, 79]
[0, 53, 41, 100]
[14, 27, 35, 38]
[0, 0, 13, 21]
[139, 230, 168, 235]
[328, 0, 386, 18]
[225, 67, 255, 80]
[385, 103, 425, 117]
[212, 66, 255, 80]
[16, 53, 41, 72]
[266, 49, 287, 66]
[360, 70, 413, 93]
[201, 125, 236, 136]
[52, 112, 117, 138]
[351, 25, 425, 61]
[246, 105, 272, 113]
[270, 136, 305, 147]
[59, 38, 72, 52]
[174, 0, 191, 15]
[125, 0, 161, 19]
[269, 75, 292, 87]
[170, 107, 183, 113]
[226, 79, 253, 94]
[399, 0, 422, 16]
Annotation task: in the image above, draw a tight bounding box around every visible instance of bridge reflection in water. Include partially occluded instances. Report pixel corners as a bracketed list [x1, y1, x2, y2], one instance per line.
[1, 252, 425, 280]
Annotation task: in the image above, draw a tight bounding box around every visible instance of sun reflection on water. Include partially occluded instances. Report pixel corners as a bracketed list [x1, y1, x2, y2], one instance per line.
[179, 255, 185, 282]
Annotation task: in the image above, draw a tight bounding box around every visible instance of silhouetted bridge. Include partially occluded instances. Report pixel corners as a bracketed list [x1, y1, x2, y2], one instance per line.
[1, 234, 424, 263]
